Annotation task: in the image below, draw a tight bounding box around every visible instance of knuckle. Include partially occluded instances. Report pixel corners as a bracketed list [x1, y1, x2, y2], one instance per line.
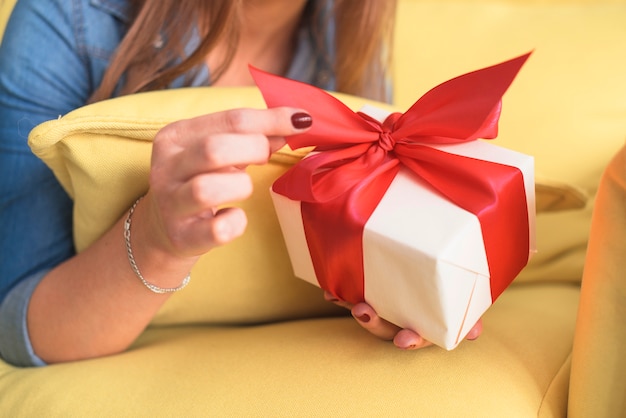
[189, 176, 211, 206]
[189, 178, 204, 203]
[201, 139, 223, 168]
[188, 172, 253, 208]
[223, 109, 250, 132]
[154, 121, 184, 146]
[273, 107, 292, 125]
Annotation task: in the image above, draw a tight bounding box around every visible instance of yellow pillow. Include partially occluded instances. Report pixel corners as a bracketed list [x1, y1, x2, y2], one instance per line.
[0, 0, 17, 44]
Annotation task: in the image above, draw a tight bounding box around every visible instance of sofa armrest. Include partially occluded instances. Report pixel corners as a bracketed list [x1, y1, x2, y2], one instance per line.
[569, 143, 626, 417]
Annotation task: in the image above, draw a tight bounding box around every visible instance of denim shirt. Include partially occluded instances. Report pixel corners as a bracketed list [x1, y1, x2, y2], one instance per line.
[0, 0, 335, 367]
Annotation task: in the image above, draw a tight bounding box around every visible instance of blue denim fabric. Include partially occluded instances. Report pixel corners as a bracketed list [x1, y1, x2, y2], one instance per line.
[0, 271, 47, 367]
[0, 0, 126, 298]
[0, 0, 335, 367]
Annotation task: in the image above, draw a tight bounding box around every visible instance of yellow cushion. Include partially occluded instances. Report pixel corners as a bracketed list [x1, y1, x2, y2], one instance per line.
[0, 283, 579, 417]
[570, 144, 626, 417]
[0, 0, 17, 44]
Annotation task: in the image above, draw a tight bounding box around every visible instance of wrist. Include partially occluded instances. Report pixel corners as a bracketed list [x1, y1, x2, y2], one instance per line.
[124, 196, 197, 291]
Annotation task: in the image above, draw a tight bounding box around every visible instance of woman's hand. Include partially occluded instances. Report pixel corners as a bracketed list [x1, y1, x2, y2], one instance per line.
[324, 291, 483, 350]
[144, 107, 312, 262]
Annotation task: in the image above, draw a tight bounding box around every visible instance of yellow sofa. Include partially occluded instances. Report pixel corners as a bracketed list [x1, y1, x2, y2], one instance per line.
[1, 0, 625, 416]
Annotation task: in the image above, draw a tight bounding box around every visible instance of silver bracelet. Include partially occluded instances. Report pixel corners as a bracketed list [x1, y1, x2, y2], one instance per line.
[123, 197, 191, 294]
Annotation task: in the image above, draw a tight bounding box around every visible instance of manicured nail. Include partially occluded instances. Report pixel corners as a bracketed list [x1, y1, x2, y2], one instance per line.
[355, 313, 371, 323]
[291, 112, 312, 130]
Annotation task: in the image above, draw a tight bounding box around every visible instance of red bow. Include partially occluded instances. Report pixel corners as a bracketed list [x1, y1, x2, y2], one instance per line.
[251, 53, 532, 304]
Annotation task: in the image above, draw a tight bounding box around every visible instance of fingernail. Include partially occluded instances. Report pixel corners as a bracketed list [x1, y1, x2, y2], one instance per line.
[355, 313, 370, 323]
[291, 112, 312, 130]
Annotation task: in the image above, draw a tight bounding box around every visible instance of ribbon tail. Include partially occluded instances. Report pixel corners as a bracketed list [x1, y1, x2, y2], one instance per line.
[302, 159, 400, 304]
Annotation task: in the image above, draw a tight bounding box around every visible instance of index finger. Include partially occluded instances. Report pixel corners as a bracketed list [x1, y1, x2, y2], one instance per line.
[171, 107, 312, 149]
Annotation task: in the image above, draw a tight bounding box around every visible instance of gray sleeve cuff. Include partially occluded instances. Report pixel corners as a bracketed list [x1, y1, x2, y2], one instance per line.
[0, 271, 48, 367]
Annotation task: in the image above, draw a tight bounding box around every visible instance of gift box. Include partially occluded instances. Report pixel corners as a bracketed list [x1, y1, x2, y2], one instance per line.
[251, 53, 536, 349]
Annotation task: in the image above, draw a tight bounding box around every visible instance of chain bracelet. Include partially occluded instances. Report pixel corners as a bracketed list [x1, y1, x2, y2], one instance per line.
[124, 197, 191, 294]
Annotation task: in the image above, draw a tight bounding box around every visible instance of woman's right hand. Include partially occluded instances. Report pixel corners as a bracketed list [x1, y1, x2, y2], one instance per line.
[141, 107, 312, 263]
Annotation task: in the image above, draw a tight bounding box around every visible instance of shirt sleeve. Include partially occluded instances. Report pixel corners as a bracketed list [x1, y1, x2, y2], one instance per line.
[0, 271, 47, 367]
[0, 0, 92, 365]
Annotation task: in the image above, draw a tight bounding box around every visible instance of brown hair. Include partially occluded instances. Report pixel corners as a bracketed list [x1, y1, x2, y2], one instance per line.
[90, 0, 396, 103]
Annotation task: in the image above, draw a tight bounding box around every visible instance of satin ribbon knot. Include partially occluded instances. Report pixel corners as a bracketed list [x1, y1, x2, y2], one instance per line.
[363, 111, 402, 152]
[378, 130, 395, 152]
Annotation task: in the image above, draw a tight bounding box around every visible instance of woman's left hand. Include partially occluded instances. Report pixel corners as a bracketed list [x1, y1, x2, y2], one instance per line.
[324, 291, 483, 350]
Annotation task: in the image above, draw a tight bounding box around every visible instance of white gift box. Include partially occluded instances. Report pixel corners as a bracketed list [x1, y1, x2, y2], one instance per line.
[271, 106, 535, 349]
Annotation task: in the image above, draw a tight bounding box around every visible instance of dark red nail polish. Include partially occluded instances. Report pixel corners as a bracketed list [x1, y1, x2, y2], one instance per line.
[291, 112, 312, 130]
[356, 313, 371, 323]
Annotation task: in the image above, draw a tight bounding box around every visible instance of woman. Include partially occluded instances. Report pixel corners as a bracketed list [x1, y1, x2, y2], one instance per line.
[0, 0, 481, 366]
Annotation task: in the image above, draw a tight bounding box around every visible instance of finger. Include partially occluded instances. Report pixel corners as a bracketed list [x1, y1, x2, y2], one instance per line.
[172, 170, 253, 218]
[164, 108, 311, 181]
[168, 207, 248, 256]
[164, 107, 312, 146]
[216, 107, 312, 138]
[172, 133, 274, 181]
[323, 290, 353, 310]
[351, 303, 400, 341]
[393, 329, 433, 350]
[395, 319, 482, 350]
[465, 319, 483, 341]
[209, 207, 248, 245]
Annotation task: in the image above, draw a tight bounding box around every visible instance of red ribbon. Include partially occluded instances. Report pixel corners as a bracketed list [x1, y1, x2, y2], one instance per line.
[251, 53, 532, 304]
